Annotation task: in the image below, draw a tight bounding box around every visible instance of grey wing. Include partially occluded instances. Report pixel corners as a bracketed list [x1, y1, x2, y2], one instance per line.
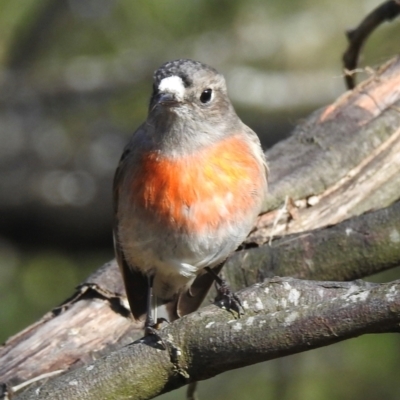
[113, 140, 148, 322]
[242, 122, 269, 186]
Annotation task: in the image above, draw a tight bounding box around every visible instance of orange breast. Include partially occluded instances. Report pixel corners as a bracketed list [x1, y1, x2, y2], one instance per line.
[131, 135, 263, 233]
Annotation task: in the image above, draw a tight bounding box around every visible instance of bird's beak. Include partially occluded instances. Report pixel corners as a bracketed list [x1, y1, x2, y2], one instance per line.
[156, 92, 180, 107]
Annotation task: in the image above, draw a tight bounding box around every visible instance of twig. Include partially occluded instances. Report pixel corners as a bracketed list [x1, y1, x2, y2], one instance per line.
[342, 0, 400, 89]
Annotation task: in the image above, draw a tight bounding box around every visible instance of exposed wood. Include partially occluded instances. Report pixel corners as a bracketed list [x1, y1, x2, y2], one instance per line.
[0, 262, 143, 388]
[252, 56, 400, 240]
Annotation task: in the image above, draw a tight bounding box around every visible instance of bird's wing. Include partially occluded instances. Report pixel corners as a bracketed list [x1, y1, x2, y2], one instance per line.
[113, 141, 148, 322]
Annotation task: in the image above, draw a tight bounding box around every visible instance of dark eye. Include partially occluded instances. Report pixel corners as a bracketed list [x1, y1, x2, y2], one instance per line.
[200, 89, 213, 103]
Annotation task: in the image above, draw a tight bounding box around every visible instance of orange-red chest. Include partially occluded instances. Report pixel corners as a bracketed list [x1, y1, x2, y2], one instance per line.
[130, 135, 263, 233]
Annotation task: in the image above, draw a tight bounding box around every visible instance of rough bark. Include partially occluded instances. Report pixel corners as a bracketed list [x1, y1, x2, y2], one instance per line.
[15, 278, 400, 400]
[0, 261, 142, 388]
[227, 199, 400, 289]
[2, 56, 400, 398]
[254, 56, 400, 237]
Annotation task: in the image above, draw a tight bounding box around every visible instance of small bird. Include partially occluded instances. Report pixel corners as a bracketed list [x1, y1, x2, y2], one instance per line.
[113, 59, 268, 331]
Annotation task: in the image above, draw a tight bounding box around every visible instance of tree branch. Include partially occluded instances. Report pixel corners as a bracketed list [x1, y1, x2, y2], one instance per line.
[257, 56, 400, 236]
[227, 199, 400, 288]
[342, 0, 400, 89]
[15, 278, 400, 400]
[2, 197, 400, 395]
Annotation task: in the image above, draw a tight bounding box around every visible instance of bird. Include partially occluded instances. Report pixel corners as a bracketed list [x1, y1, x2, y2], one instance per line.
[113, 59, 268, 332]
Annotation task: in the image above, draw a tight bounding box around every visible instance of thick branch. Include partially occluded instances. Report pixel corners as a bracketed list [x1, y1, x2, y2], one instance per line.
[15, 278, 400, 400]
[0, 262, 142, 387]
[258, 56, 400, 237]
[2, 199, 400, 392]
[227, 200, 400, 289]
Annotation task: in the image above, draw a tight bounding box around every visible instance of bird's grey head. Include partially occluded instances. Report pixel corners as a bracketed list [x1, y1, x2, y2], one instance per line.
[145, 59, 240, 154]
[149, 59, 233, 119]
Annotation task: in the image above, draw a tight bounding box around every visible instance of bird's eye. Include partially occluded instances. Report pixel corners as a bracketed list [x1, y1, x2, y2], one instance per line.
[200, 89, 213, 104]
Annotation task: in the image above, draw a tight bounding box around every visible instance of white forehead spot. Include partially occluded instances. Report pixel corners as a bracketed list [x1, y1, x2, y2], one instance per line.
[158, 76, 185, 99]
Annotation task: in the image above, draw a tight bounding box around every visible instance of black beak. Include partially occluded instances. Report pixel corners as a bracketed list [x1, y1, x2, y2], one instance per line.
[156, 92, 180, 106]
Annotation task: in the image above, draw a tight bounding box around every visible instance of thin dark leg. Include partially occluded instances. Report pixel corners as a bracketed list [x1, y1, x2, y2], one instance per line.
[144, 276, 156, 333]
[186, 382, 198, 400]
[143, 276, 166, 348]
[205, 266, 243, 316]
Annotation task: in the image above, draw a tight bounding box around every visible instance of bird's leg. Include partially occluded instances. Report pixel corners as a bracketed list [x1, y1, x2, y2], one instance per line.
[205, 266, 243, 317]
[144, 275, 156, 333]
[143, 276, 167, 348]
[142, 279, 187, 372]
[186, 382, 199, 400]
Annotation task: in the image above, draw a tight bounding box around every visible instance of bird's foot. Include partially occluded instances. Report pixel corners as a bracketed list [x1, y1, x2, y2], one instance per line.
[143, 317, 169, 349]
[204, 266, 243, 317]
[143, 319, 188, 379]
[214, 279, 243, 317]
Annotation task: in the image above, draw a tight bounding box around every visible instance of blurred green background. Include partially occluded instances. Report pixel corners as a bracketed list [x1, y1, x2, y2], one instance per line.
[1, 1, 399, 399]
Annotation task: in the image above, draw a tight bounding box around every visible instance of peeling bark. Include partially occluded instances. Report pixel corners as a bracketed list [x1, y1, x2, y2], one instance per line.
[254, 56, 400, 239]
